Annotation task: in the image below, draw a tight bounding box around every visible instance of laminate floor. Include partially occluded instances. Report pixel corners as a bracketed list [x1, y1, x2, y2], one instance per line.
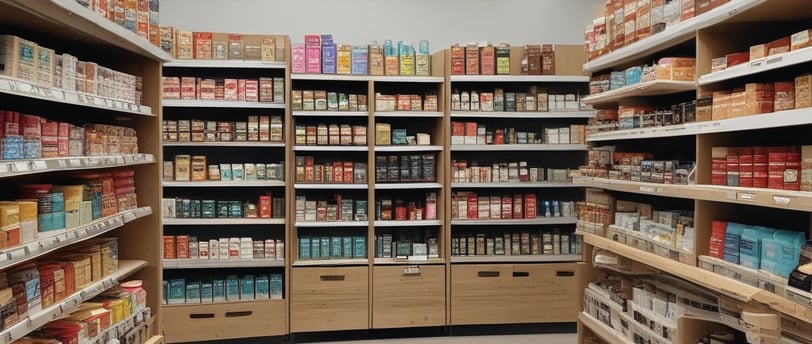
[311, 333, 577, 344]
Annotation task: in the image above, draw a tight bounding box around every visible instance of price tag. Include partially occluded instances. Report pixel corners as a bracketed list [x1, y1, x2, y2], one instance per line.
[69, 158, 82, 167]
[0, 253, 8, 263]
[57, 233, 69, 243]
[112, 100, 122, 109]
[32, 160, 47, 170]
[726, 191, 737, 200]
[6, 79, 21, 92]
[29, 85, 56, 98]
[9, 248, 26, 260]
[766, 56, 783, 65]
[57, 159, 67, 168]
[115, 156, 125, 164]
[738, 193, 755, 200]
[78, 228, 88, 237]
[773, 196, 791, 205]
[403, 265, 421, 274]
[0, 164, 8, 174]
[639, 185, 656, 193]
[25, 242, 39, 254]
[12, 161, 29, 172]
[749, 58, 765, 68]
[88, 158, 99, 166]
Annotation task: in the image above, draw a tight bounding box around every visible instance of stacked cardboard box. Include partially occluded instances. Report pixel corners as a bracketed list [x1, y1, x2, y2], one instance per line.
[292, 34, 430, 76]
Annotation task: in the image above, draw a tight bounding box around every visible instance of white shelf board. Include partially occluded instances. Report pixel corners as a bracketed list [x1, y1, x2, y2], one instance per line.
[292, 111, 369, 117]
[163, 259, 285, 269]
[582, 0, 766, 73]
[163, 141, 285, 148]
[451, 217, 577, 226]
[581, 80, 696, 106]
[371, 76, 445, 83]
[579, 312, 631, 344]
[373, 220, 442, 227]
[162, 218, 285, 226]
[374, 183, 442, 190]
[0, 259, 146, 344]
[295, 221, 369, 228]
[374, 258, 446, 265]
[0, 154, 154, 179]
[699, 46, 812, 85]
[587, 107, 812, 142]
[451, 182, 576, 188]
[0, 75, 154, 116]
[374, 145, 443, 152]
[451, 255, 582, 263]
[292, 259, 369, 266]
[450, 144, 588, 152]
[291, 74, 371, 81]
[449, 75, 589, 83]
[0, 206, 151, 271]
[450, 111, 595, 119]
[292, 145, 368, 152]
[0, 0, 172, 61]
[294, 183, 368, 190]
[374, 111, 444, 118]
[163, 60, 287, 69]
[164, 180, 285, 187]
[162, 99, 285, 109]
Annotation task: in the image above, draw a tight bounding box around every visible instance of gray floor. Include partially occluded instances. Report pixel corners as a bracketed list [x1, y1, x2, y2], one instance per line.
[312, 333, 577, 343]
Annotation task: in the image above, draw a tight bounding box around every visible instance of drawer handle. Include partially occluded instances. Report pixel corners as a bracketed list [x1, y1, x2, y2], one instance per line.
[320, 275, 346, 281]
[225, 311, 253, 318]
[556, 271, 575, 277]
[478, 271, 500, 277]
[189, 313, 215, 319]
[513, 271, 530, 277]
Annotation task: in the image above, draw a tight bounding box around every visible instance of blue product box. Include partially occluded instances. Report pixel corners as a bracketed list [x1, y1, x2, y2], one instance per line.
[51, 211, 66, 230]
[311, 236, 321, 258]
[37, 213, 54, 233]
[331, 236, 343, 258]
[213, 279, 225, 302]
[322, 42, 337, 74]
[3, 135, 23, 160]
[342, 237, 353, 259]
[610, 71, 625, 90]
[240, 275, 255, 300]
[270, 273, 283, 299]
[168, 279, 185, 304]
[186, 281, 201, 303]
[353, 236, 366, 258]
[23, 140, 41, 159]
[299, 236, 311, 260]
[201, 282, 213, 303]
[351, 45, 368, 75]
[739, 226, 775, 269]
[723, 222, 744, 264]
[91, 192, 102, 220]
[391, 129, 408, 145]
[320, 236, 330, 259]
[624, 66, 643, 85]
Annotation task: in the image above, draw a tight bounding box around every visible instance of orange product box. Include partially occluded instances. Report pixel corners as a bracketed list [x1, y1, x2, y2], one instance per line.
[712, 91, 732, 120]
[623, 0, 637, 46]
[774, 81, 795, 111]
[176, 235, 189, 259]
[480, 45, 495, 75]
[163, 236, 176, 259]
[767, 37, 791, 56]
[695, 0, 712, 16]
[729, 91, 746, 118]
[725, 52, 749, 68]
[680, 0, 695, 21]
[750, 44, 767, 60]
[796, 74, 812, 109]
[465, 43, 480, 75]
[635, 0, 651, 40]
[193, 32, 213, 60]
[745, 83, 775, 102]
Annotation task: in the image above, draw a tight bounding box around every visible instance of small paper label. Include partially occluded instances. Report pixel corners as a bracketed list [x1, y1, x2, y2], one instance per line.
[773, 196, 791, 205]
[738, 193, 755, 200]
[69, 159, 82, 167]
[57, 159, 67, 168]
[403, 266, 421, 274]
[32, 160, 47, 170]
[12, 162, 29, 172]
[640, 186, 656, 193]
[0, 164, 9, 173]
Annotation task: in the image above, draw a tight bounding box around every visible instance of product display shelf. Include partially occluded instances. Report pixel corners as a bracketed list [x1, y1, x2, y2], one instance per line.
[294, 221, 370, 228]
[699, 46, 812, 85]
[374, 183, 442, 190]
[0, 206, 151, 271]
[0, 74, 155, 116]
[451, 254, 582, 264]
[373, 145, 444, 152]
[163, 141, 286, 148]
[451, 182, 576, 189]
[581, 80, 696, 106]
[0, 154, 155, 179]
[293, 110, 370, 117]
[573, 177, 812, 212]
[578, 312, 630, 344]
[373, 220, 443, 227]
[449, 75, 590, 83]
[162, 99, 286, 109]
[587, 107, 812, 142]
[292, 258, 369, 267]
[0, 0, 171, 61]
[162, 259, 285, 269]
[163, 180, 286, 188]
[450, 111, 596, 119]
[582, 0, 766, 73]
[292, 145, 369, 152]
[373, 258, 446, 265]
[450, 144, 589, 152]
[451, 217, 578, 226]
[163, 60, 287, 69]
[0, 259, 147, 344]
[374, 111, 445, 118]
[294, 183, 369, 190]
[162, 218, 286, 226]
[83, 307, 151, 344]
[371, 76, 445, 83]
[291, 74, 372, 82]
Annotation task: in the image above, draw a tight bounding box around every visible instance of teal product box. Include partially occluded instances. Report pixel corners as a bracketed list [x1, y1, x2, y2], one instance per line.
[384, 40, 394, 56]
[418, 40, 430, 55]
[342, 237, 353, 259]
[217, 200, 230, 218]
[739, 226, 775, 269]
[270, 274, 283, 299]
[229, 200, 242, 218]
[354, 236, 366, 258]
[225, 275, 240, 301]
[52, 211, 66, 230]
[624, 66, 643, 85]
[180, 199, 191, 218]
[201, 282, 213, 303]
[162, 280, 169, 304]
[761, 230, 806, 277]
[213, 279, 226, 302]
[320, 236, 330, 259]
[37, 213, 54, 232]
[255, 275, 270, 299]
[186, 281, 201, 304]
[91, 191, 102, 219]
[351, 45, 368, 75]
[168, 279, 186, 304]
[201, 200, 216, 218]
[50, 192, 65, 212]
[391, 129, 408, 145]
[311, 236, 321, 258]
[331, 236, 343, 258]
[299, 236, 311, 260]
[240, 275, 255, 300]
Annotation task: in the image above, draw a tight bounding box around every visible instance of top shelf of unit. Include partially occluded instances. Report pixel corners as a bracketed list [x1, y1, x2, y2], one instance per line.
[291, 74, 444, 83]
[163, 60, 287, 69]
[582, 0, 766, 73]
[449, 75, 589, 83]
[698, 46, 812, 85]
[0, 0, 172, 61]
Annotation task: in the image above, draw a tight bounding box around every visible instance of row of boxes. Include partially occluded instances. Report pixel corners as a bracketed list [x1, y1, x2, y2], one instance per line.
[294, 194, 367, 222]
[451, 160, 572, 184]
[299, 235, 366, 260]
[451, 192, 576, 220]
[708, 77, 811, 121]
[163, 236, 284, 260]
[162, 195, 284, 219]
[451, 231, 581, 257]
[294, 123, 366, 146]
[711, 146, 811, 191]
[374, 235, 438, 260]
[164, 274, 283, 305]
[589, 57, 695, 95]
[295, 157, 367, 184]
[374, 193, 438, 221]
[451, 88, 583, 112]
[294, 34, 430, 76]
[162, 77, 284, 103]
[161, 29, 286, 61]
[374, 123, 431, 146]
[450, 43, 555, 75]
[292, 90, 368, 111]
[451, 122, 586, 145]
[612, 199, 695, 252]
[709, 220, 805, 278]
[375, 93, 439, 112]
[166, 155, 284, 182]
[711, 28, 812, 74]
[162, 116, 283, 143]
[375, 154, 437, 183]
[80, 0, 159, 47]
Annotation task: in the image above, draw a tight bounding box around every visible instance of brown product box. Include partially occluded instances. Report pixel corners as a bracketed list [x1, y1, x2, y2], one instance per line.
[725, 52, 749, 68]
[261, 36, 276, 61]
[710, 0, 729, 8]
[613, 0, 625, 49]
[744, 101, 774, 115]
[369, 45, 384, 76]
[526, 45, 542, 75]
[465, 43, 480, 75]
[796, 74, 812, 108]
[375, 123, 391, 145]
[176, 235, 189, 259]
[712, 91, 732, 120]
[729, 91, 746, 118]
[192, 32, 213, 60]
[211, 32, 229, 60]
[745, 83, 775, 102]
[623, 0, 637, 46]
[695, 0, 712, 15]
[767, 37, 791, 56]
[541, 44, 555, 75]
[480, 45, 495, 75]
[680, 0, 695, 21]
[176, 30, 193, 59]
[696, 97, 713, 121]
[635, 0, 652, 40]
[710, 56, 727, 73]
[750, 43, 767, 60]
[802, 145, 812, 191]
[450, 44, 465, 75]
[791, 29, 812, 51]
[774, 81, 795, 111]
[243, 35, 263, 60]
[228, 34, 244, 60]
[191, 155, 208, 181]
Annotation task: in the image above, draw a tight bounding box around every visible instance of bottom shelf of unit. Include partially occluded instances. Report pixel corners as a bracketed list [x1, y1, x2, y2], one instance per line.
[579, 312, 629, 344]
[144, 335, 165, 344]
[162, 299, 287, 343]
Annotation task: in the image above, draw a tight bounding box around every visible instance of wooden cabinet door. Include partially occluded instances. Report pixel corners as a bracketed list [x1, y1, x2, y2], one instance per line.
[291, 266, 369, 332]
[372, 265, 446, 328]
[450, 264, 513, 325]
[511, 263, 578, 323]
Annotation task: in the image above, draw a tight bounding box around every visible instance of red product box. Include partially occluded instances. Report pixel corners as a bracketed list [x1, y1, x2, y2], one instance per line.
[259, 195, 271, 218]
[711, 157, 727, 185]
[725, 52, 750, 68]
[180, 77, 196, 100]
[245, 80, 259, 102]
[524, 194, 536, 219]
[512, 194, 524, 219]
[774, 81, 795, 111]
[785, 148, 801, 190]
[238, 79, 247, 101]
[467, 193, 478, 219]
[501, 196, 513, 219]
[343, 161, 354, 183]
[680, 0, 696, 21]
[708, 220, 727, 259]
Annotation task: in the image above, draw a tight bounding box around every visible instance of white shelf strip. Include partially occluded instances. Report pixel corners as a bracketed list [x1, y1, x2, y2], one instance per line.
[374, 111, 444, 118]
[450, 111, 595, 119]
[581, 80, 696, 106]
[163, 60, 287, 69]
[449, 75, 589, 83]
[163, 259, 285, 269]
[374, 183, 442, 190]
[292, 145, 368, 152]
[164, 180, 285, 188]
[451, 182, 576, 188]
[295, 221, 369, 228]
[699, 45, 812, 85]
[373, 220, 442, 227]
[451, 217, 578, 226]
[450, 144, 588, 152]
[292, 111, 369, 117]
[451, 254, 582, 263]
[294, 183, 368, 190]
[163, 141, 285, 148]
[0, 154, 155, 179]
[162, 99, 285, 109]
[292, 259, 369, 266]
[162, 218, 285, 225]
[374, 145, 444, 152]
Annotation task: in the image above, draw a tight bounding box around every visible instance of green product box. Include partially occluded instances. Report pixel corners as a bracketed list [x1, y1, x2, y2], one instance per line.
[331, 236, 343, 258]
[201, 282, 213, 303]
[168, 279, 185, 304]
[225, 275, 240, 301]
[320, 236, 330, 259]
[186, 281, 201, 304]
[213, 279, 226, 302]
[240, 275, 255, 300]
[342, 237, 353, 259]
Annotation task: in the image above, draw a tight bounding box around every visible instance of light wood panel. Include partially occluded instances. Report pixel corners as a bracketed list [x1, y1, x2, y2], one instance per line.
[162, 300, 287, 343]
[290, 266, 370, 332]
[372, 265, 446, 328]
[512, 263, 578, 323]
[450, 264, 513, 325]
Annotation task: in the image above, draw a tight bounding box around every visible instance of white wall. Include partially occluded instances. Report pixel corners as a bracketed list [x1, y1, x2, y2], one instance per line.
[159, 0, 601, 50]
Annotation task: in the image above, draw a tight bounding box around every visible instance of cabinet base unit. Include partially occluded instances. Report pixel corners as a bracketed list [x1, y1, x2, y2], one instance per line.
[162, 299, 287, 343]
[451, 263, 578, 325]
[373, 265, 447, 328]
[291, 266, 370, 332]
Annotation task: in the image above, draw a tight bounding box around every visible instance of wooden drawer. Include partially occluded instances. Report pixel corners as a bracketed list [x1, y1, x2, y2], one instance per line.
[450, 264, 513, 325]
[162, 299, 287, 343]
[512, 263, 578, 323]
[291, 266, 369, 332]
[372, 265, 446, 329]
